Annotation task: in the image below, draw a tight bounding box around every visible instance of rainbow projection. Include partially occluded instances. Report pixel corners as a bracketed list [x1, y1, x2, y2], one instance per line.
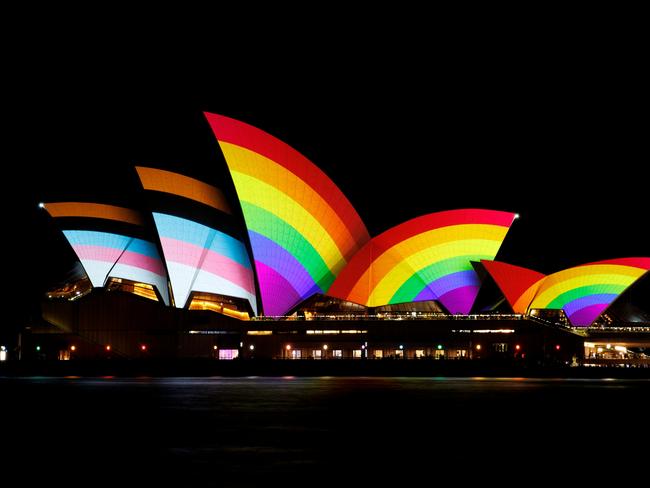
[205, 112, 370, 316]
[135, 167, 257, 311]
[328, 210, 516, 314]
[528, 258, 650, 326]
[44, 203, 169, 304]
[480, 260, 546, 314]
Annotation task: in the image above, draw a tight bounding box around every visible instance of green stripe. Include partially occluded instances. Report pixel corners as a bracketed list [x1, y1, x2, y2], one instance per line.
[240, 201, 336, 291]
[546, 284, 627, 309]
[390, 255, 490, 304]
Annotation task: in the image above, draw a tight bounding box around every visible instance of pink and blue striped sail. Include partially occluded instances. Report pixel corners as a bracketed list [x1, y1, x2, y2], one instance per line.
[152, 212, 257, 311]
[62, 230, 169, 304]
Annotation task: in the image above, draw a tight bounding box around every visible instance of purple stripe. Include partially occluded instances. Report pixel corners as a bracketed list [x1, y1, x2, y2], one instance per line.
[255, 261, 303, 316]
[438, 285, 479, 315]
[249, 231, 316, 298]
[414, 271, 479, 303]
[568, 303, 609, 327]
[414, 287, 437, 302]
[428, 270, 479, 298]
[563, 294, 618, 317]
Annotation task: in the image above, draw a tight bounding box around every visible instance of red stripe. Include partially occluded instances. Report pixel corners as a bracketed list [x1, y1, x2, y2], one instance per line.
[480, 260, 545, 310]
[328, 210, 515, 299]
[585, 257, 650, 270]
[204, 112, 369, 246]
[372, 209, 514, 250]
[327, 241, 376, 300]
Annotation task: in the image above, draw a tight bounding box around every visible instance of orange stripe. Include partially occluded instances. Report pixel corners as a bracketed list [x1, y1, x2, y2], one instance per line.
[136, 167, 231, 214]
[44, 203, 143, 226]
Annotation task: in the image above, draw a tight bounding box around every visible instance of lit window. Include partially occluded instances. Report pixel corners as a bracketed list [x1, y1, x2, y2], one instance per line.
[312, 350, 322, 359]
[373, 350, 383, 359]
[218, 349, 239, 360]
[352, 350, 362, 358]
[291, 349, 302, 359]
[415, 349, 425, 358]
[333, 350, 342, 358]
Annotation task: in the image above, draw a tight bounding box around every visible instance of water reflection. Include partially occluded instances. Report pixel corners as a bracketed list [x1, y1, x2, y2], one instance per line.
[2, 377, 648, 485]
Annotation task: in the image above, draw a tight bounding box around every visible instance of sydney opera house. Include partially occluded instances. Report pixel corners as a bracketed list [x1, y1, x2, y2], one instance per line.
[26, 113, 649, 365]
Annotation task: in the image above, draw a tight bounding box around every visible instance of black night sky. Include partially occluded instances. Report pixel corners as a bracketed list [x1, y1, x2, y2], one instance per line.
[5, 36, 648, 333]
[3, 19, 650, 486]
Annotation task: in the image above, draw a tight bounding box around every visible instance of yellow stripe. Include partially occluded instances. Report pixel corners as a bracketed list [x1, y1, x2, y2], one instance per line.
[220, 142, 360, 254]
[232, 171, 345, 271]
[367, 238, 504, 306]
[347, 225, 508, 304]
[530, 265, 644, 308]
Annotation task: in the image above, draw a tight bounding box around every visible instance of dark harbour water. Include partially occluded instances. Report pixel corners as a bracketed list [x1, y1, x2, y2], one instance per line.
[1, 377, 647, 485]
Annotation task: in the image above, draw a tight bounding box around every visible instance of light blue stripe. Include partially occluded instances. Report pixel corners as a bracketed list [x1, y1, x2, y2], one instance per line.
[63, 230, 159, 259]
[153, 213, 252, 269]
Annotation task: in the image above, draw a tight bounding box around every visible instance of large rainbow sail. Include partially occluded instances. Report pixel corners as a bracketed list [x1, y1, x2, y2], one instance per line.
[205, 113, 370, 316]
[528, 258, 650, 326]
[328, 209, 516, 314]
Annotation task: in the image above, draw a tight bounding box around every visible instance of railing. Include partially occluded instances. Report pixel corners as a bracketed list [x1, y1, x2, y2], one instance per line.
[253, 313, 525, 322]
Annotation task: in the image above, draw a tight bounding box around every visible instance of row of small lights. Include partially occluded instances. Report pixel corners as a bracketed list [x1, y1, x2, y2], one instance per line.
[279, 343, 561, 352]
[35, 344, 149, 352]
[31, 343, 561, 353]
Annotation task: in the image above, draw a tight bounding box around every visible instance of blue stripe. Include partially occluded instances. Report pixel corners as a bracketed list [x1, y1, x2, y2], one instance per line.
[153, 213, 252, 269]
[63, 230, 159, 259]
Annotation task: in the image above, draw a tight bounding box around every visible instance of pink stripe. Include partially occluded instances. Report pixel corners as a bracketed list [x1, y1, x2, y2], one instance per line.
[73, 245, 123, 264]
[116, 250, 166, 276]
[160, 237, 255, 294]
[73, 245, 165, 276]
